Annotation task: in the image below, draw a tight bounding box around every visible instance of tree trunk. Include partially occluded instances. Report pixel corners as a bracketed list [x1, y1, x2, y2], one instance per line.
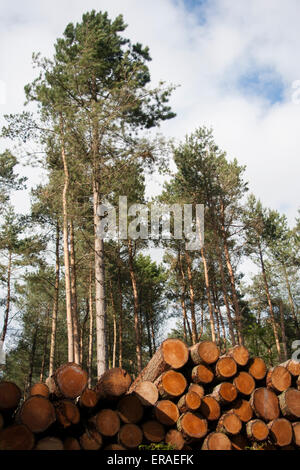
[184, 251, 197, 344]
[49, 222, 60, 377]
[220, 202, 243, 345]
[109, 278, 117, 369]
[27, 325, 39, 393]
[117, 264, 123, 369]
[283, 264, 299, 334]
[60, 116, 74, 363]
[127, 239, 142, 373]
[69, 220, 80, 364]
[87, 268, 94, 388]
[178, 251, 193, 342]
[200, 246, 216, 342]
[279, 300, 288, 361]
[1, 250, 12, 342]
[259, 246, 281, 360]
[40, 306, 50, 382]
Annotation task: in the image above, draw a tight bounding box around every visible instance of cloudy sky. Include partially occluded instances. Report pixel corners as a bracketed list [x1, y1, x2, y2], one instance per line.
[0, 0, 299, 228]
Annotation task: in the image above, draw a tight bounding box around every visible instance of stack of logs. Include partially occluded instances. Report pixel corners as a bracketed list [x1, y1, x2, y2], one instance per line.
[0, 338, 300, 450]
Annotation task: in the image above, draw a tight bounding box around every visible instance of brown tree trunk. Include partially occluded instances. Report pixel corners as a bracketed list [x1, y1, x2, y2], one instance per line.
[60, 116, 74, 363]
[40, 306, 50, 382]
[117, 264, 123, 368]
[283, 264, 299, 334]
[279, 300, 288, 361]
[201, 247, 216, 342]
[259, 246, 281, 360]
[178, 251, 193, 342]
[127, 239, 142, 373]
[109, 278, 117, 369]
[1, 250, 12, 342]
[49, 222, 60, 378]
[220, 202, 243, 345]
[69, 220, 80, 364]
[87, 268, 94, 388]
[184, 251, 197, 344]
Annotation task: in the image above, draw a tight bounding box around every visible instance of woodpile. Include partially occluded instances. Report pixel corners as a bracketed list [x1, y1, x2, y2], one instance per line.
[0, 338, 300, 450]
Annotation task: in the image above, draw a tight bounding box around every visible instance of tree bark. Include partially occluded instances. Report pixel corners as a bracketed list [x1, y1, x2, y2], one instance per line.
[127, 239, 142, 373]
[184, 251, 197, 344]
[1, 250, 12, 342]
[117, 264, 123, 369]
[60, 116, 74, 362]
[200, 246, 216, 342]
[87, 268, 94, 388]
[283, 264, 299, 334]
[49, 222, 60, 377]
[69, 220, 80, 364]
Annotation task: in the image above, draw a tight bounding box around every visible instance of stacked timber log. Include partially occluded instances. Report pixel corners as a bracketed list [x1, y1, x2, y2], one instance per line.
[0, 338, 300, 450]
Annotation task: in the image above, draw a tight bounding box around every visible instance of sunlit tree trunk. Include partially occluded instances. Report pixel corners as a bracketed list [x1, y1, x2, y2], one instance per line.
[127, 239, 142, 372]
[69, 220, 80, 363]
[1, 250, 12, 343]
[49, 222, 60, 377]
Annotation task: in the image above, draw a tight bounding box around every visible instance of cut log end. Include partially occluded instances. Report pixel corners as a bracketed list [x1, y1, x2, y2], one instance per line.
[80, 429, 103, 450]
[217, 413, 242, 436]
[233, 372, 255, 396]
[96, 368, 131, 400]
[63, 437, 81, 450]
[228, 345, 249, 366]
[54, 363, 88, 399]
[155, 400, 179, 426]
[212, 382, 237, 404]
[230, 399, 253, 423]
[157, 370, 187, 398]
[0, 424, 35, 450]
[30, 383, 50, 399]
[279, 388, 300, 420]
[188, 383, 205, 398]
[266, 366, 291, 393]
[215, 356, 237, 380]
[292, 422, 300, 447]
[250, 388, 280, 422]
[192, 364, 214, 385]
[200, 396, 221, 421]
[142, 420, 165, 443]
[20, 395, 56, 433]
[177, 412, 207, 440]
[130, 381, 158, 407]
[248, 357, 267, 380]
[165, 429, 185, 450]
[35, 437, 64, 450]
[55, 400, 80, 428]
[268, 418, 293, 447]
[246, 419, 269, 441]
[202, 432, 231, 450]
[117, 395, 144, 424]
[190, 341, 220, 365]
[118, 423, 143, 449]
[0, 381, 22, 411]
[79, 388, 98, 408]
[162, 338, 189, 369]
[95, 408, 120, 437]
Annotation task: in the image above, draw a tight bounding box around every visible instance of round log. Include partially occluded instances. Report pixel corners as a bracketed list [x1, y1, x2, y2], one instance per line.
[80, 429, 103, 450]
[201, 432, 231, 450]
[266, 366, 291, 393]
[55, 399, 80, 428]
[94, 408, 120, 437]
[30, 383, 49, 398]
[129, 339, 189, 392]
[191, 364, 214, 385]
[79, 388, 98, 408]
[95, 367, 131, 401]
[233, 372, 255, 396]
[248, 357, 267, 381]
[211, 383, 237, 405]
[280, 359, 300, 377]
[154, 400, 180, 426]
[177, 412, 207, 440]
[20, 395, 56, 433]
[104, 444, 126, 450]
[188, 383, 205, 398]
[216, 413, 242, 436]
[53, 363, 88, 399]
[177, 391, 201, 413]
[292, 422, 300, 447]
[63, 437, 81, 450]
[278, 388, 300, 420]
[142, 420, 165, 443]
[117, 395, 144, 424]
[190, 341, 220, 365]
[0, 381, 21, 411]
[215, 356, 237, 381]
[0, 424, 35, 450]
[118, 423, 143, 449]
[227, 345, 249, 366]
[250, 388, 280, 421]
[155, 370, 187, 399]
[129, 380, 158, 407]
[165, 429, 185, 450]
[200, 396, 221, 421]
[35, 437, 64, 450]
[246, 419, 269, 441]
[268, 418, 293, 447]
[229, 399, 253, 423]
